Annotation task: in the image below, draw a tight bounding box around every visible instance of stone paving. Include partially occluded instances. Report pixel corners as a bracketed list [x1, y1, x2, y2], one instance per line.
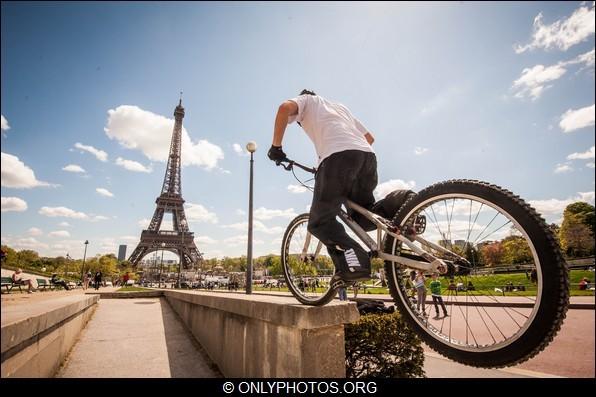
[55, 298, 220, 378]
[2, 285, 593, 378]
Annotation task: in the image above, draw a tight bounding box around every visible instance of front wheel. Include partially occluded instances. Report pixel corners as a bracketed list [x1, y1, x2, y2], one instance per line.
[281, 214, 337, 306]
[384, 180, 569, 368]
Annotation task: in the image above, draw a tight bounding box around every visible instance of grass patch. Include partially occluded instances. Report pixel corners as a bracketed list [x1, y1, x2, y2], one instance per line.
[116, 286, 151, 292]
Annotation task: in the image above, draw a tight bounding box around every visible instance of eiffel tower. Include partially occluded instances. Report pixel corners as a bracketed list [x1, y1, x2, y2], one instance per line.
[128, 98, 203, 271]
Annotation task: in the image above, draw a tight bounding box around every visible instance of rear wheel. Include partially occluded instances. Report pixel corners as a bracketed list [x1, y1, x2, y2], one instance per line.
[281, 214, 337, 306]
[384, 180, 569, 367]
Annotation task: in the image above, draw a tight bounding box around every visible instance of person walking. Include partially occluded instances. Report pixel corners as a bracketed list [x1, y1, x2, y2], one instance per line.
[429, 273, 449, 319]
[414, 271, 427, 316]
[93, 270, 102, 290]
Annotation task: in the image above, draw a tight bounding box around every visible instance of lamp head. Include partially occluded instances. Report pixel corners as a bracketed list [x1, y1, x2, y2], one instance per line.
[246, 141, 257, 153]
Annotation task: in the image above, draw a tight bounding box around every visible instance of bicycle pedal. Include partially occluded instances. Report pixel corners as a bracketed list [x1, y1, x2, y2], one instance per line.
[331, 279, 353, 290]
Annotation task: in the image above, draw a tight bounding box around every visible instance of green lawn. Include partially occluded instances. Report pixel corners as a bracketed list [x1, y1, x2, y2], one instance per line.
[251, 269, 594, 297]
[116, 286, 151, 292]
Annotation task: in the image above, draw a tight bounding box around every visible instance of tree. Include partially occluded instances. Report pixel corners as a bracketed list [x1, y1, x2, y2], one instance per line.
[1, 245, 17, 267]
[560, 202, 595, 257]
[501, 236, 533, 264]
[480, 241, 504, 266]
[16, 250, 40, 268]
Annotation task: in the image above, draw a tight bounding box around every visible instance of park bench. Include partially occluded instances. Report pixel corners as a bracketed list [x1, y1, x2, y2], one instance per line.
[36, 278, 53, 291]
[1, 276, 26, 293]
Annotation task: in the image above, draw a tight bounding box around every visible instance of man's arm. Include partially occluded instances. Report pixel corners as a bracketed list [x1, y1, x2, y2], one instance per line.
[272, 100, 299, 146]
[364, 132, 375, 145]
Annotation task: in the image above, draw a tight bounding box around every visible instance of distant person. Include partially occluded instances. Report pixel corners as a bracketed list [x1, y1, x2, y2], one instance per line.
[429, 273, 448, 319]
[579, 277, 589, 291]
[12, 269, 38, 293]
[93, 270, 102, 290]
[50, 273, 70, 290]
[414, 271, 427, 316]
[530, 269, 537, 284]
[83, 271, 92, 290]
[338, 285, 348, 301]
[123, 272, 130, 287]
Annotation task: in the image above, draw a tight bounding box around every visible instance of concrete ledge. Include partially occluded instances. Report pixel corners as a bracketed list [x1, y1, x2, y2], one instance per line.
[164, 291, 360, 377]
[86, 291, 163, 299]
[1, 294, 98, 377]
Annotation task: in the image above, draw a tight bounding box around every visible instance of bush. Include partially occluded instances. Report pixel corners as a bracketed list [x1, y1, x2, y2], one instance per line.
[345, 311, 425, 378]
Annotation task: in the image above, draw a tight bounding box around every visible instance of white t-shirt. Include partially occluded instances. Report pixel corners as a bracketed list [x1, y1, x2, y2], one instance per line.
[288, 94, 374, 164]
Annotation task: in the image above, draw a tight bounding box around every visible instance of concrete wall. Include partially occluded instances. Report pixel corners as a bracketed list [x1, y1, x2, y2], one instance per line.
[164, 291, 360, 378]
[1, 295, 98, 378]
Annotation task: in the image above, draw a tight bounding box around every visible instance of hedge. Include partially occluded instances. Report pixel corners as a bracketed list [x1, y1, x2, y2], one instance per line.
[345, 311, 425, 378]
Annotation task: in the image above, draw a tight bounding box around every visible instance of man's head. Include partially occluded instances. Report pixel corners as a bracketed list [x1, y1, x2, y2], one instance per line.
[299, 89, 316, 96]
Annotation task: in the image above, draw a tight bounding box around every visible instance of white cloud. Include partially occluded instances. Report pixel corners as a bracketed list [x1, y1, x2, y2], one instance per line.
[554, 163, 573, 173]
[288, 184, 309, 194]
[185, 203, 218, 224]
[567, 145, 595, 160]
[512, 64, 566, 100]
[223, 235, 264, 246]
[74, 142, 108, 162]
[90, 215, 109, 222]
[104, 105, 224, 169]
[138, 218, 151, 228]
[96, 188, 114, 198]
[195, 236, 217, 245]
[530, 191, 595, 223]
[1, 115, 10, 133]
[515, 3, 595, 53]
[233, 143, 248, 156]
[27, 227, 43, 236]
[49, 230, 71, 238]
[39, 206, 88, 219]
[560, 104, 595, 132]
[223, 220, 284, 235]
[58, 222, 70, 227]
[62, 164, 86, 173]
[374, 179, 416, 200]
[587, 162, 595, 168]
[236, 209, 246, 216]
[414, 147, 429, 156]
[253, 207, 297, 220]
[1, 152, 52, 188]
[567, 48, 596, 70]
[115, 157, 152, 173]
[0, 236, 48, 251]
[1, 196, 28, 212]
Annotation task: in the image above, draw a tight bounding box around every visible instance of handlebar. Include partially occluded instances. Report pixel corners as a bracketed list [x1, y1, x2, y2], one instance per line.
[276, 158, 317, 174]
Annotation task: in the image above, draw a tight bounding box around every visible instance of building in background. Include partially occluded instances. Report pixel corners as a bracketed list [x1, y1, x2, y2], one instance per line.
[118, 245, 127, 261]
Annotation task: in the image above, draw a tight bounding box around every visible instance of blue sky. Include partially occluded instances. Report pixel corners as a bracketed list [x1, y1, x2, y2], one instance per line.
[1, 1, 594, 260]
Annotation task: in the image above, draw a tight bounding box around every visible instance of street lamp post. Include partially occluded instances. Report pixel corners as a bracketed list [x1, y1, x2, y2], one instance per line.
[81, 240, 89, 282]
[65, 253, 71, 278]
[159, 242, 165, 289]
[246, 141, 257, 294]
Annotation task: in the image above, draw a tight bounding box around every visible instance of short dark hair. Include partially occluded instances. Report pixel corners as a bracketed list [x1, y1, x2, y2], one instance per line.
[299, 89, 316, 96]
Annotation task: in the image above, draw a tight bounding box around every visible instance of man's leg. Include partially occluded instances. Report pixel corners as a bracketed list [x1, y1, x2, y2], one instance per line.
[308, 151, 371, 279]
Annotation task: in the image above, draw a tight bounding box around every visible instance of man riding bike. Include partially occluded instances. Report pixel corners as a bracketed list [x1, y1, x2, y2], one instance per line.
[268, 89, 377, 285]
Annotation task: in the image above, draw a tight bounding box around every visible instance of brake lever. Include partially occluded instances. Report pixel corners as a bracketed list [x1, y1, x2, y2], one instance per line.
[275, 159, 294, 171]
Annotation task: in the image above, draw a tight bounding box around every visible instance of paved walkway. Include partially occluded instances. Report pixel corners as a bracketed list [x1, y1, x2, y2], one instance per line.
[56, 298, 220, 378]
[3, 286, 593, 378]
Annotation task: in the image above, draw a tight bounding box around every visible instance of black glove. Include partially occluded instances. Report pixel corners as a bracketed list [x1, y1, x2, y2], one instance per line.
[267, 145, 287, 163]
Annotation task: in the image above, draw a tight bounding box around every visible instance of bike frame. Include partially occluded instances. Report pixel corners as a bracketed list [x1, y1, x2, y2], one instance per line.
[282, 159, 460, 274]
[337, 199, 450, 274]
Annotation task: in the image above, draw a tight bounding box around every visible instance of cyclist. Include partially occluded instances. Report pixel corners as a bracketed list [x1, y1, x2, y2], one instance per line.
[268, 89, 376, 285]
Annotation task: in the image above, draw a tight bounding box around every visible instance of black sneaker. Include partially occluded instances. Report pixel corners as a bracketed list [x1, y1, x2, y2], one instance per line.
[334, 269, 370, 282]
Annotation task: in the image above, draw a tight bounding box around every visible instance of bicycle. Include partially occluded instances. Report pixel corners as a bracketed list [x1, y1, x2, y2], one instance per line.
[277, 157, 569, 368]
